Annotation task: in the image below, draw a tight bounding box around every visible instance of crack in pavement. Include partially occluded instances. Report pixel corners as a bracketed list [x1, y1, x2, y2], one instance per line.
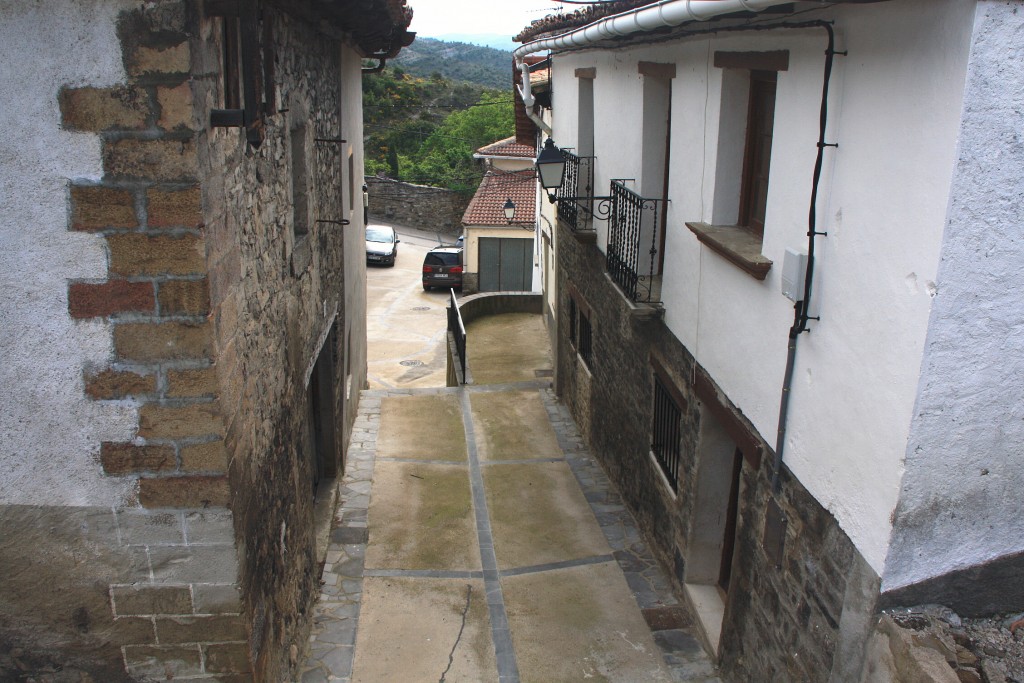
[438, 584, 473, 683]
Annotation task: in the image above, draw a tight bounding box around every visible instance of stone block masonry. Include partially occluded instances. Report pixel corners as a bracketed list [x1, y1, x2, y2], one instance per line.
[46, 3, 243, 679]
[61, 5, 227, 504]
[553, 217, 879, 682]
[366, 176, 470, 235]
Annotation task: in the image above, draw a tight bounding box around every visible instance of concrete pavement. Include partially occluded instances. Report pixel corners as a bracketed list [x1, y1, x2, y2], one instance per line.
[365, 222, 461, 390]
[299, 240, 720, 681]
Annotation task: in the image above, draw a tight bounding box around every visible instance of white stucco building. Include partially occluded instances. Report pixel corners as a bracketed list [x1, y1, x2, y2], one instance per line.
[514, 0, 1024, 679]
[461, 137, 541, 293]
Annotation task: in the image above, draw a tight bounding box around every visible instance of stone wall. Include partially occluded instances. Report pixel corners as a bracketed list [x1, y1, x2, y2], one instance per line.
[554, 221, 879, 682]
[192, 5, 362, 681]
[366, 176, 469, 234]
[456, 291, 543, 325]
[0, 3, 245, 679]
[0, 506, 241, 681]
[0, 2, 367, 680]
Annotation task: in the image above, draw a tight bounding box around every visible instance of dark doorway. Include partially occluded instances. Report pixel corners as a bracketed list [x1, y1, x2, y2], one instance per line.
[306, 329, 339, 497]
[718, 448, 744, 593]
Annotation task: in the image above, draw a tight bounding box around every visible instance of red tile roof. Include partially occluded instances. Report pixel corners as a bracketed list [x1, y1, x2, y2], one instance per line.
[514, 1, 651, 44]
[476, 137, 536, 159]
[462, 170, 537, 227]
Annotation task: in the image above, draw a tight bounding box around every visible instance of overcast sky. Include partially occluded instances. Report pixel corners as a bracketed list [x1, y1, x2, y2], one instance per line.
[408, 0, 564, 38]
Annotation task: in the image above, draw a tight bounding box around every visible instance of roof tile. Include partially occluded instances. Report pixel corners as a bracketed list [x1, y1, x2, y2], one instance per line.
[476, 137, 536, 159]
[462, 170, 537, 227]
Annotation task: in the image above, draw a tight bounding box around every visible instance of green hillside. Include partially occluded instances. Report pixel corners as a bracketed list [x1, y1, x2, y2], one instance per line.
[363, 66, 514, 195]
[392, 37, 512, 90]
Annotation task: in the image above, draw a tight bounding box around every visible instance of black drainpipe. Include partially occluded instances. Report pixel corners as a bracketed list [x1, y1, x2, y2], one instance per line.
[771, 22, 844, 494]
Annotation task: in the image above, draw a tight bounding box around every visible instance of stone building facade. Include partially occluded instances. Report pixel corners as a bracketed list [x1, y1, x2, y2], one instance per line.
[0, 1, 411, 680]
[516, 0, 1024, 681]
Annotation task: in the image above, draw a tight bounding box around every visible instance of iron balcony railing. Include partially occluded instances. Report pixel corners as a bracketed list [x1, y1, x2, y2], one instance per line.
[606, 180, 666, 304]
[554, 150, 596, 234]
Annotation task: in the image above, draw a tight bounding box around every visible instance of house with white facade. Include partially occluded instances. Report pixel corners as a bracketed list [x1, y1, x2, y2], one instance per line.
[461, 137, 540, 293]
[0, 1, 411, 679]
[514, 1, 1024, 680]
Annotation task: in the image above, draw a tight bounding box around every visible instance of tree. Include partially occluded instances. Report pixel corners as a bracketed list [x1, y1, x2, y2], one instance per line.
[402, 91, 514, 193]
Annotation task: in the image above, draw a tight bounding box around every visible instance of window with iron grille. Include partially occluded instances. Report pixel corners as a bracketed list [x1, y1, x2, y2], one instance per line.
[651, 371, 682, 491]
[568, 296, 578, 348]
[578, 309, 592, 368]
[567, 291, 593, 368]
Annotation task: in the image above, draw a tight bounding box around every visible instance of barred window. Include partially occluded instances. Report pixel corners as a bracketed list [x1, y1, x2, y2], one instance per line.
[567, 291, 592, 369]
[651, 370, 682, 491]
[568, 296, 578, 347]
[578, 310, 592, 368]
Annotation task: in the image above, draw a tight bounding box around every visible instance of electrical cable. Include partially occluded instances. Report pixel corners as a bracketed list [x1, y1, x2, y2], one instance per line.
[771, 20, 841, 495]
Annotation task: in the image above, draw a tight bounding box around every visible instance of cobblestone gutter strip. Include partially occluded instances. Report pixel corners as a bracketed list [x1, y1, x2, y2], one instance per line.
[539, 387, 723, 683]
[298, 392, 383, 683]
[459, 389, 522, 683]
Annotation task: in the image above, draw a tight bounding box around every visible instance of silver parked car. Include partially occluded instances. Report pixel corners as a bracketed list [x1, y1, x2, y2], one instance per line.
[365, 224, 399, 266]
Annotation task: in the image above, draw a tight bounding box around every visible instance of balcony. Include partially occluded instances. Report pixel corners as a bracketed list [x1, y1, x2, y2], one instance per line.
[554, 150, 596, 235]
[606, 180, 666, 305]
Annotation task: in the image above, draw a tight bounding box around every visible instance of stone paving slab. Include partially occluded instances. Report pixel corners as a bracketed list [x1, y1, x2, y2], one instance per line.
[465, 313, 553, 385]
[364, 461, 478, 572]
[502, 562, 674, 683]
[376, 394, 466, 461]
[483, 461, 611, 570]
[469, 390, 562, 461]
[299, 378, 721, 683]
[352, 577, 496, 683]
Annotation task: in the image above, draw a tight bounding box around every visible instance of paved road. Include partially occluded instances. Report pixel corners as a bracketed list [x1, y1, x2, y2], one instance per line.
[298, 232, 721, 682]
[365, 222, 460, 390]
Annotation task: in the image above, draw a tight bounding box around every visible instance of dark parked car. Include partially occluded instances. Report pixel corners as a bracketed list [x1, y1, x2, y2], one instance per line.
[365, 224, 399, 266]
[422, 246, 463, 291]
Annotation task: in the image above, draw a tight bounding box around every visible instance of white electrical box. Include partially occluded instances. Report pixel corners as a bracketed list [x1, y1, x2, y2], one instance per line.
[781, 248, 808, 302]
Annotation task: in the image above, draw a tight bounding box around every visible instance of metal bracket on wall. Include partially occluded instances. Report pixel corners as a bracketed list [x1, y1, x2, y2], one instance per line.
[316, 219, 350, 227]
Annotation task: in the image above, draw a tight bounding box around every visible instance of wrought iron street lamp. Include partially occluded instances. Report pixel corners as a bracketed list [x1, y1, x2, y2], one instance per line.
[535, 138, 613, 218]
[503, 197, 516, 223]
[535, 138, 567, 196]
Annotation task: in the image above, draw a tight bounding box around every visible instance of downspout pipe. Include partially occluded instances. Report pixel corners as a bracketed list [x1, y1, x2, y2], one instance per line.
[513, 0, 796, 129]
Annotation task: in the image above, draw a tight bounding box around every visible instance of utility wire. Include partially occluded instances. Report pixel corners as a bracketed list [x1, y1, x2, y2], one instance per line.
[364, 123, 513, 146]
[364, 99, 514, 111]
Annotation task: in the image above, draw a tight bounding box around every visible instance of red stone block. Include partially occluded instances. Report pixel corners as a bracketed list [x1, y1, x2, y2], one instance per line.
[68, 280, 154, 319]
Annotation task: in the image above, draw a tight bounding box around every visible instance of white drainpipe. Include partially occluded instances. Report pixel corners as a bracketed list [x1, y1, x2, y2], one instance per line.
[514, 0, 797, 134]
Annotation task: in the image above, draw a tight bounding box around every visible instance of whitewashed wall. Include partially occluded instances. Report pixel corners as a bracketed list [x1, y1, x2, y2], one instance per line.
[549, 0, 978, 576]
[0, 0, 138, 506]
[884, 1, 1024, 592]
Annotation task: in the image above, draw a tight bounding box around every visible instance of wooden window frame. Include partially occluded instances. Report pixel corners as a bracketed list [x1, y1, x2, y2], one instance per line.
[222, 16, 241, 110]
[737, 70, 777, 239]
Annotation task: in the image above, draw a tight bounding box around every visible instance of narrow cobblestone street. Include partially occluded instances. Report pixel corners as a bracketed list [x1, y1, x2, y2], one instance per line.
[299, 231, 719, 681]
[299, 381, 721, 682]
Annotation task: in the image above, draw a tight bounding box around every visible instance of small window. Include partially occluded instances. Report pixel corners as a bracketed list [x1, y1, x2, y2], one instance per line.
[578, 310, 592, 368]
[348, 148, 356, 218]
[222, 17, 241, 109]
[568, 296, 578, 347]
[566, 291, 592, 369]
[651, 370, 682, 491]
[291, 123, 309, 238]
[738, 71, 777, 238]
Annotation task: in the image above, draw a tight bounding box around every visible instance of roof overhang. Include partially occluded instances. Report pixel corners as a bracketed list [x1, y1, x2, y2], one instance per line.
[266, 0, 415, 58]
